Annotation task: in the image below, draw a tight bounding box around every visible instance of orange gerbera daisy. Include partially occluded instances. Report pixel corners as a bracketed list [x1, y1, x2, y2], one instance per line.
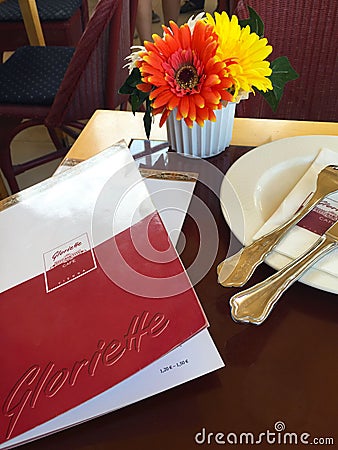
[136, 20, 235, 127]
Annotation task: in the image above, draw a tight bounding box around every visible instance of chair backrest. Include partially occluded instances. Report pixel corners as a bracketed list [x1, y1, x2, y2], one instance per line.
[46, 0, 138, 128]
[233, 0, 338, 122]
[0, 0, 89, 52]
[0, 0, 83, 22]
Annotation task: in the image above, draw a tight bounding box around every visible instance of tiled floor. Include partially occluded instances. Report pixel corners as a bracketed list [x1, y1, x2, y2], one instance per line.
[4, 0, 217, 195]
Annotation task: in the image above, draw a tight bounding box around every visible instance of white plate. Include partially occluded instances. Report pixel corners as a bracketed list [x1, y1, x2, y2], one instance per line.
[220, 135, 338, 294]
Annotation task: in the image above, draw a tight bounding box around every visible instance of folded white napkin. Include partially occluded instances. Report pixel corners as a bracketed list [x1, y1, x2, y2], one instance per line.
[253, 148, 338, 277]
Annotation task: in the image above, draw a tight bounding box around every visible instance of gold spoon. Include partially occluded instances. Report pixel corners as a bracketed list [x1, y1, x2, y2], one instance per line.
[229, 220, 338, 325]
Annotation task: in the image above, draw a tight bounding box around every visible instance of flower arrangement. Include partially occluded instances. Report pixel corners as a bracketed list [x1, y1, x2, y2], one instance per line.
[120, 8, 298, 139]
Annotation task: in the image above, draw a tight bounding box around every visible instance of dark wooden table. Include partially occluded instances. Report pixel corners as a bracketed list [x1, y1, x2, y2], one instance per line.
[20, 137, 337, 450]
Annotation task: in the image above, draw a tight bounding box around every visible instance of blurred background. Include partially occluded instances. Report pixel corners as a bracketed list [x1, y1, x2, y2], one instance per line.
[11, 0, 218, 192]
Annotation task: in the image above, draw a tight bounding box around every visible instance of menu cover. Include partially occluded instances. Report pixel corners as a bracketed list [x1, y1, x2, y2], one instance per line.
[0, 142, 208, 445]
[54, 141, 199, 249]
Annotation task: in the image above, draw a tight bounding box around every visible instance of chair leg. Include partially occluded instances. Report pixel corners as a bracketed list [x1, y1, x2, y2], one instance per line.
[48, 125, 83, 150]
[47, 127, 70, 151]
[0, 172, 9, 200]
[0, 118, 22, 194]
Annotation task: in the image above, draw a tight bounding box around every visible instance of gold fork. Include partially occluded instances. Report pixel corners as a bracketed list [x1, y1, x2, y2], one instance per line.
[218, 165, 338, 287]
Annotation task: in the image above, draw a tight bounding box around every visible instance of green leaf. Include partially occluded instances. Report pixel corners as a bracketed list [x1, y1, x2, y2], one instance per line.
[128, 68, 143, 87]
[130, 90, 149, 113]
[130, 92, 140, 113]
[143, 99, 152, 139]
[138, 90, 150, 104]
[118, 80, 133, 95]
[259, 56, 299, 111]
[239, 6, 264, 38]
[119, 67, 153, 137]
[118, 68, 142, 94]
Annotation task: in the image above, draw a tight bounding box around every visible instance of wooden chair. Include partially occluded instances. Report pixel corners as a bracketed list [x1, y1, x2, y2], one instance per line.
[230, 0, 338, 122]
[0, 173, 9, 200]
[0, 0, 89, 59]
[0, 0, 138, 193]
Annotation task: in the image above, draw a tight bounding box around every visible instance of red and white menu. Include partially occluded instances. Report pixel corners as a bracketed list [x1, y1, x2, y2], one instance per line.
[0, 142, 213, 447]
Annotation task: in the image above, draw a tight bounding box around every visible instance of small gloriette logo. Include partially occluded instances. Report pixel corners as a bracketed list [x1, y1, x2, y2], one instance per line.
[51, 241, 82, 263]
[298, 197, 338, 235]
[314, 199, 338, 222]
[2, 311, 169, 440]
[43, 233, 96, 292]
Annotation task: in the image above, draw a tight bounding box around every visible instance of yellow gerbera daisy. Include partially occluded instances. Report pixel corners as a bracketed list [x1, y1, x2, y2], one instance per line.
[136, 20, 235, 128]
[205, 12, 273, 96]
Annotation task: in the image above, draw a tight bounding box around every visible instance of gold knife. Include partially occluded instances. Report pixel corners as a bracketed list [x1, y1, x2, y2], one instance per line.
[229, 220, 338, 325]
[218, 165, 338, 287]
